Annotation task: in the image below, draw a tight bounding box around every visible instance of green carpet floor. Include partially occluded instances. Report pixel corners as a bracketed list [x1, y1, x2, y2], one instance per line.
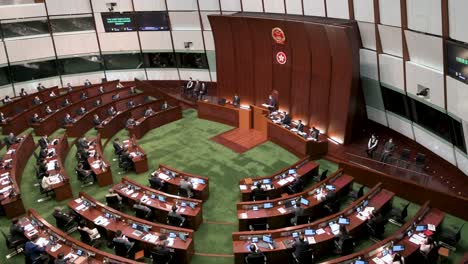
[1, 108, 467, 264]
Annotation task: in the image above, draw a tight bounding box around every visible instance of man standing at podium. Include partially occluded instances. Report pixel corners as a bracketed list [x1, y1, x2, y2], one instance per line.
[264, 94, 277, 112]
[233, 94, 240, 107]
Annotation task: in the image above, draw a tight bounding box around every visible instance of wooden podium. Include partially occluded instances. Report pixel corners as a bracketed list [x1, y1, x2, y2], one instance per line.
[250, 105, 268, 135]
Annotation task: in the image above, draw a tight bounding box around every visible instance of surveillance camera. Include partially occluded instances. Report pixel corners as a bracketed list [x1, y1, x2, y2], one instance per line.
[416, 88, 429, 97]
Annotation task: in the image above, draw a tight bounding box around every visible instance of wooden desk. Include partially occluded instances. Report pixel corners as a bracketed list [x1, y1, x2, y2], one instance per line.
[153, 164, 210, 201]
[69, 192, 194, 264]
[122, 137, 148, 174]
[44, 134, 73, 201]
[0, 133, 35, 218]
[128, 106, 183, 139]
[250, 105, 269, 135]
[239, 158, 319, 202]
[237, 171, 353, 230]
[198, 101, 251, 129]
[0, 86, 59, 118]
[21, 209, 142, 264]
[114, 177, 204, 230]
[232, 183, 393, 264]
[87, 134, 113, 186]
[32, 81, 124, 136]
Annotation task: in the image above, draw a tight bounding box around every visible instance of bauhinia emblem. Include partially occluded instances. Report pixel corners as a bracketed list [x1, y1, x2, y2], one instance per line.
[276, 51, 287, 65]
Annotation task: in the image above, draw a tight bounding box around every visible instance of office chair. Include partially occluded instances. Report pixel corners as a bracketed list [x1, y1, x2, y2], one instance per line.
[334, 236, 355, 255]
[415, 153, 426, 170]
[348, 185, 365, 201]
[135, 207, 152, 221]
[313, 170, 328, 182]
[292, 248, 314, 264]
[252, 193, 269, 201]
[245, 254, 267, 264]
[167, 215, 185, 227]
[37, 185, 54, 203]
[149, 178, 164, 191]
[151, 251, 172, 264]
[388, 202, 410, 226]
[76, 169, 94, 187]
[78, 229, 101, 248]
[249, 223, 269, 231]
[177, 187, 192, 198]
[113, 240, 132, 258]
[106, 195, 122, 211]
[438, 223, 464, 250]
[2, 230, 25, 259]
[366, 218, 387, 240]
[53, 214, 77, 234]
[399, 148, 411, 167]
[287, 180, 304, 194]
[323, 200, 340, 215]
[295, 215, 311, 226]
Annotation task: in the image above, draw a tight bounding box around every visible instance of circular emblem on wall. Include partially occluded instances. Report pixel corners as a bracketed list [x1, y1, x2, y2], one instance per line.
[272, 27, 286, 44]
[276, 51, 287, 65]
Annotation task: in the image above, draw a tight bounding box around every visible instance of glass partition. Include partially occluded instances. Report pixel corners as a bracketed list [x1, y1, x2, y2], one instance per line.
[143, 53, 176, 68]
[0, 66, 10, 86]
[176, 53, 208, 69]
[10, 60, 58, 82]
[103, 53, 143, 70]
[1, 19, 49, 38]
[58, 55, 103, 75]
[50, 16, 95, 33]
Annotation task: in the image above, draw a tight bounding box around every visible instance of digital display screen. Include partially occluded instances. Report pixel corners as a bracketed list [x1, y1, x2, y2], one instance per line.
[135, 12, 170, 31]
[447, 40, 468, 84]
[101, 12, 136, 32]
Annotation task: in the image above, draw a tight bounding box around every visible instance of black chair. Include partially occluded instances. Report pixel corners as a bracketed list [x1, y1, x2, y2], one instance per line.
[292, 248, 314, 264]
[245, 254, 267, 264]
[313, 170, 328, 182]
[2, 230, 25, 259]
[415, 153, 426, 170]
[418, 244, 440, 264]
[252, 193, 269, 201]
[37, 185, 54, 203]
[53, 215, 77, 233]
[113, 240, 131, 258]
[438, 223, 464, 250]
[76, 169, 94, 187]
[348, 185, 365, 201]
[106, 196, 122, 211]
[388, 202, 410, 226]
[399, 148, 411, 167]
[334, 237, 355, 255]
[149, 178, 164, 191]
[167, 215, 185, 227]
[323, 200, 340, 215]
[151, 251, 172, 264]
[249, 223, 269, 231]
[78, 229, 101, 248]
[366, 218, 387, 240]
[294, 215, 310, 226]
[177, 187, 192, 198]
[135, 207, 152, 220]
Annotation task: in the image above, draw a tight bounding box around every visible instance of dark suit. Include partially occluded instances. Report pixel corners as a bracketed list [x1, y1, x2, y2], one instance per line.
[127, 101, 135, 109]
[154, 246, 171, 261]
[93, 101, 101, 107]
[31, 116, 41, 124]
[246, 251, 266, 263]
[113, 142, 123, 155]
[291, 206, 304, 224]
[80, 93, 87, 100]
[168, 211, 185, 223]
[5, 135, 18, 148]
[25, 241, 46, 262]
[107, 108, 116, 116]
[9, 223, 26, 243]
[251, 187, 266, 200]
[39, 138, 48, 149]
[292, 240, 310, 259]
[93, 117, 101, 126]
[77, 108, 86, 115]
[32, 98, 42, 105]
[296, 123, 304, 133]
[161, 103, 169, 110]
[282, 114, 291, 125]
[62, 100, 71, 107]
[233, 96, 240, 106]
[268, 98, 277, 110]
[64, 116, 74, 125]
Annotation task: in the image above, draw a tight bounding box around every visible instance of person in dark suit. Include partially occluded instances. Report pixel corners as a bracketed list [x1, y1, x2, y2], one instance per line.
[161, 101, 169, 110]
[112, 230, 134, 250]
[54, 252, 70, 264]
[246, 244, 266, 263]
[80, 91, 88, 100]
[62, 98, 71, 107]
[98, 86, 105, 94]
[93, 99, 101, 107]
[192, 79, 200, 98]
[153, 241, 171, 263]
[233, 94, 240, 107]
[116, 82, 124, 89]
[112, 93, 120, 100]
[64, 114, 75, 125]
[133, 201, 152, 218]
[30, 113, 42, 124]
[45, 105, 54, 115]
[107, 106, 117, 117]
[296, 120, 305, 133]
[84, 79, 92, 87]
[380, 138, 395, 163]
[24, 234, 48, 264]
[130, 87, 136, 94]
[144, 107, 154, 117]
[19, 88, 28, 97]
[113, 138, 123, 155]
[127, 100, 135, 109]
[77, 107, 86, 116]
[93, 114, 102, 127]
[251, 182, 266, 201]
[281, 111, 291, 125]
[309, 127, 320, 141]
[149, 172, 165, 190]
[334, 225, 349, 248]
[198, 82, 207, 100]
[290, 201, 304, 225]
[168, 205, 185, 223]
[2, 95, 13, 104]
[267, 95, 277, 111]
[32, 96, 42, 105]
[66, 83, 73, 92]
[5, 132, 20, 149]
[53, 207, 77, 227]
[292, 234, 310, 261]
[76, 137, 90, 151]
[36, 83, 46, 91]
[38, 135, 49, 150]
[0, 112, 7, 124]
[126, 117, 136, 128]
[185, 77, 194, 95]
[9, 218, 27, 244]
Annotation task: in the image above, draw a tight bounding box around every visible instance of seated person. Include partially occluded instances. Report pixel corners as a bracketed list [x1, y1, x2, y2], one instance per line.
[144, 107, 154, 117]
[63, 113, 76, 125]
[295, 120, 305, 133]
[107, 106, 117, 117]
[251, 182, 267, 201]
[36, 83, 46, 91]
[105, 189, 122, 209]
[30, 113, 42, 124]
[116, 82, 124, 89]
[19, 88, 28, 97]
[52, 207, 77, 227]
[0, 112, 7, 124]
[80, 92, 88, 100]
[41, 173, 55, 190]
[24, 234, 48, 264]
[45, 105, 55, 115]
[149, 172, 165, 190]
[309, 127, 320, 141]
[9, 218, 27, 244]
[126, 117, 136, 128]
[93, 114, 102, 127]
[112, 93, 120, 100]
[38, 148, 48, 160]
[130, 87, 136, 94]
[246, 244, 266, 263]
[76, 137, 90, 151]
[334, 225, 349, 248]
[32, 96, 42, 105]
[290, 201, 304, 225]
[76, 163, 95, 183]
[5, 132, 21, 149]
[49, 91, 57, 98]
[366, 134, 378, 157]
[266, 95, 277, 112]
[127, 100, 135, 109]
[37, 161, 48, 178]
[93, 99, 101, 107]
[54, 252, 70, 264]
[232, 94, 241, 107]
[161, 101, 169, 110]
[84, 79, 92, 87]
[392, 253, 405, 264]
[113, 138, 123, 155]
[66, 83, 73, 92]
[77, 106, 86, 116]
[119, 149, 133, 169]
[281, 111, 291, 125]
[77, 222, 100, 240]
[112, 230, 134, 250]
[62, 98, 71, 107]
[98, 86, 105, 93]
[292, 234, 311, 261]
[185, 77, 194, 95]
[180, 176, 193, 197]
[152, 241, 171, 263]
[133, 201, 152, 219]
[2, 95, 12, 104]
[419, 236, 435, 256]
[38, 135, 49, 149]
[168, 205, 185, 226]
[289, 175, 304, 193]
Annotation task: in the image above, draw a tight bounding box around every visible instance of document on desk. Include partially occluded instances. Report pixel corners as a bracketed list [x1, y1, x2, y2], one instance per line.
[36, 237, 49, 247]
[50, 244, 62, 252]
[24, 224, 34, 231]
[158, 173, 170, 181]
[372, 257, 385, 264]
[239, 213, 248, 219]
[286, 176, 295, 182]
[131, 192, 139, 198]
[47, 161, 57, 170]
[167, 238, 175, 246]
[74, 198, 83, 204]
[427, 224, 436, 231]
[277, 207, 287, 214]
[307, 236, 316, 244]
[277, 179, 288, 186]
[356, 213, 367, 221]
[239, 185, 247, 190]
[316, 228, 325, 235]
[381, 254, 393, 264]
[125, 189, 134, 195]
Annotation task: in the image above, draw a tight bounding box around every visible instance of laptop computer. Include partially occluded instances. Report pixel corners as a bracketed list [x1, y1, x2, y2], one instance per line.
[288, 169, 296, 174]
[325, 185, 335, 191]
[393, 245, 405, 252]
[264, 203, 273, 209]
[304, 229, 315, 236]
[338, 217, 350, 225]
[416, 225, 427, 232]
[300, 197, 309, 206]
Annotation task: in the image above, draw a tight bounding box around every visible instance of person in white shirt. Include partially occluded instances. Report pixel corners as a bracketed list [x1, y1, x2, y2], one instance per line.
[185, 77, 194, 95]
[392, 253, 405, 264]
[419, 236, 435, 255]
[41, 173, 54, 190]
[77, 223, 100, 240]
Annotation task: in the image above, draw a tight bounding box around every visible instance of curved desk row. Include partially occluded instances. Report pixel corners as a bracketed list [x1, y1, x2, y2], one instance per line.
[122, 137, 148, 174]
[239, 157, 319, 202]
[65, 90, 143, 137]
[237, 170, 353, 231]
[0, 86, 59, 120]
[153, 164, 210, 201]
[1, 133, 35, 218]
[87, 134, 113, 187]
[69, 192, 194, 264]
[113, 177, 204, 230]
[20, 209, 142, 264]
[128, 106, 183, 140]
[232, 183, 394, 264]
[43, 133, 73, 201]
